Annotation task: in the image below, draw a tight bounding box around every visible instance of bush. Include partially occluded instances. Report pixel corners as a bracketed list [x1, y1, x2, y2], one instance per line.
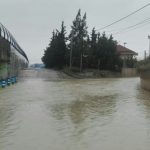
[137, 58, 150, 72]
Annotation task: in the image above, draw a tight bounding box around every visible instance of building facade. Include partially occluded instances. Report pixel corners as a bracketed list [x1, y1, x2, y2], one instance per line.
[117, 45, 138, 60]
[117, 45, 138, 77]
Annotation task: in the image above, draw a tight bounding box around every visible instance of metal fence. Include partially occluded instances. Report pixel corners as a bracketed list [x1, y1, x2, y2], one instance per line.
[0, 23, 28, 62]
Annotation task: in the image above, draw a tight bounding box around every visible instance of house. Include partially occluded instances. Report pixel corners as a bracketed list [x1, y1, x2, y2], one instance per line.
[117, 45, 138, 60]
[117, 45, 138, 77]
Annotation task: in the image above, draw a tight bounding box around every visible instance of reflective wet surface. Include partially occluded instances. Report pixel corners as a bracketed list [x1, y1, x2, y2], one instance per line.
[0, 77, 150, 150]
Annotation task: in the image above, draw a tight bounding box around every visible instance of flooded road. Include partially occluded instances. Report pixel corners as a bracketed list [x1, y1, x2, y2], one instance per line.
[0, 72, 150, 150]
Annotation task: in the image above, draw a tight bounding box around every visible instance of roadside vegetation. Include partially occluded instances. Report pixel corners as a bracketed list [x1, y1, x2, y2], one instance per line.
[42, 9, 123, 72]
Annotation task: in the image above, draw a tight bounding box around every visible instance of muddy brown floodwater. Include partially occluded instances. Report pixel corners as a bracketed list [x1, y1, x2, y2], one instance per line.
[0, 70, 150, 150]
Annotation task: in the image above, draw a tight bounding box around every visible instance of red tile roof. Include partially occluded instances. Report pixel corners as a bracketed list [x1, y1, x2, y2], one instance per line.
[117, 45, 138, 55]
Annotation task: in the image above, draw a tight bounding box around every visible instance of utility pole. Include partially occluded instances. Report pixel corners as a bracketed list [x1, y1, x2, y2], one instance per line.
[144, 50, 147, 60]
[123, 42, 127, 68]
[148, 35, 150, 57]
[0, 26, 1, 37]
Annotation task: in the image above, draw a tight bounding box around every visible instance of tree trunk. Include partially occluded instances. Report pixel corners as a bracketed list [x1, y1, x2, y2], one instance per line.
[80, 53, 83, 72]
[98, 59, 100, 71]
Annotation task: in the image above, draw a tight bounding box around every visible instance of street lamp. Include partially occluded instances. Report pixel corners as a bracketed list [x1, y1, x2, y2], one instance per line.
[124, 42, 127, 47]
[148, 35, 150, 57]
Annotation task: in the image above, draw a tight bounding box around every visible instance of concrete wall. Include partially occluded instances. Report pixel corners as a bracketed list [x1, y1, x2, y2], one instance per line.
[141, 78, 150, 91]
[122, 68, 137, 77]
[140, 71, 150, 91]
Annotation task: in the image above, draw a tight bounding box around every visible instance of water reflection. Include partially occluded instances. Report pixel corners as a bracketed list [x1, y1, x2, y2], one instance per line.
[69, 95, 117, 124]
[49, 91, 117, 139]
[136, 87, 150, 118]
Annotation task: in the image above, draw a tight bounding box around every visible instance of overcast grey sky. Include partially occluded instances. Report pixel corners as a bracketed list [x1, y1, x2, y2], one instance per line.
[0, 0, 150, 63]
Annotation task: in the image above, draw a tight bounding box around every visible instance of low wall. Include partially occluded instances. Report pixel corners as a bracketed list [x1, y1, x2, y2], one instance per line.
[140, 71, 150, 91]
[122, 68, 137, 77]
[141, 78, 150, 91]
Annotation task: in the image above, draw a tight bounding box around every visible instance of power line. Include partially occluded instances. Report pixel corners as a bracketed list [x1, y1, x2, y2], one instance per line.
[96, 3, 150, 31]
[115, 20, 150, 35]
[113, 17, 150, 35]
[102, 17, 150, 33]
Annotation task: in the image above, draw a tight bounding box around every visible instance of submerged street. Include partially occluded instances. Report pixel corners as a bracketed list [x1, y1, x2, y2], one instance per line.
[0, 69, 150, 150]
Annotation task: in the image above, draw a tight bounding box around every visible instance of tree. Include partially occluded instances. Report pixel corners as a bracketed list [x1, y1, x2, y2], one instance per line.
[42, 31, 56, 68]
[42, 9, 122, 72]
[54, 22, 67, 68]
[88, 28, 98, 68]
[42, 22, 67, 69]
[69, 9, 88, 72]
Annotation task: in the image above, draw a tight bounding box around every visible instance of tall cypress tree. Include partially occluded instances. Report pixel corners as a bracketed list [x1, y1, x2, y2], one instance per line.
[54, 22, 67, 68]
[88, 28, 98, 68]
[69, 10, 88, 71]
[42, 31, 56, 68]
[42, 22, 67, 69]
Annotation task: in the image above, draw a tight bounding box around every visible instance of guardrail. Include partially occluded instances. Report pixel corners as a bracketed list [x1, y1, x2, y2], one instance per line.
[0, 76, 18, 88]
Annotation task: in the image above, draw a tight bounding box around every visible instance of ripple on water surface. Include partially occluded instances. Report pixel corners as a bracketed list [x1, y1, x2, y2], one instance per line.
[0, 78, 150, 150]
